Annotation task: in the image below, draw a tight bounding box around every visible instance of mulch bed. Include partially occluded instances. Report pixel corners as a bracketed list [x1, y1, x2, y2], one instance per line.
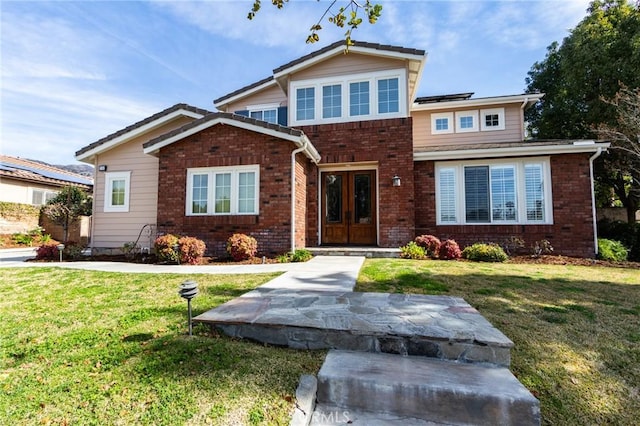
[508, 254, 640, 269]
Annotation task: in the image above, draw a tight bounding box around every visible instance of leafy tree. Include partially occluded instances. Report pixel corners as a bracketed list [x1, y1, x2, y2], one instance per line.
[525, 0, 640, 222]
[248, 0, 382, 47]
[42, 186, 92, 243]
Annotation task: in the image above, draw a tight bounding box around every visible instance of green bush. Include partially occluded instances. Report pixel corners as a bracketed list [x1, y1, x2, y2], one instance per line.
[462, 243, 508, 262]
[12, 232, 34, 246]
[154, 234, 180, 263]
[277, 249, 313, 263]
[598, 219, 640, 261]
[226, 233, 258, 261]
[178, 236, 206, 265]
[598, 239, 628, 262]
[64, 242, 86, 260]
[400, 241, 426, 260]
[414, 235, 441, 258]
[438, 239, 462, 260]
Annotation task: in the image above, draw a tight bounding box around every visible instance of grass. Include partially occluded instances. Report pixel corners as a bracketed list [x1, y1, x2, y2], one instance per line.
[0, 268, 325, 425]
[356, 259, 640, 425]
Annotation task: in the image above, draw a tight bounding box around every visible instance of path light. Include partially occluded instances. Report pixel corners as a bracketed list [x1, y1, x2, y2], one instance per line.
[56, 243, 65, 262]
[178, 280, 198, 336]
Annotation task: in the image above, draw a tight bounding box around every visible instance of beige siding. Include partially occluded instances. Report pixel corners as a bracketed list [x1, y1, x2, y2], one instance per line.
[291, 53, 406, 81]
[92, 116, 194, 249]
[225, 85, 287, 113]
[412, 104, 524, 149]
[0, 178, 61, 204]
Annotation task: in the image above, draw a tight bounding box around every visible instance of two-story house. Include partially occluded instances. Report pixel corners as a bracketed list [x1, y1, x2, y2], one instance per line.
[75, 41, 608, 258]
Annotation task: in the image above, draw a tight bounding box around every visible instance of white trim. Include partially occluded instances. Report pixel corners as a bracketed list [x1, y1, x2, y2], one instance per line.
[431, 112, 454, 135]
[480, 108, 505, 131]
[414, 141, 611, 162]
[246, 102, 280, 111]
[76, 109, 204, 162]
[412, 93, 543, 112]
[434, 158, 553, 226]
[213, 79, 278, 110]
[185, 165, 260, 216]
[289, 69, 407, 126]
[104, 171, 131, 213]
[455, 111, 479, 133]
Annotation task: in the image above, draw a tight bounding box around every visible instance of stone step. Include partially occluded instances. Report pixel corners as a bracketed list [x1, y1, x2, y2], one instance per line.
[311, 404, 450, 425]
[316, 350, 540, 426]
[194, 292, 513, 366]
[307, 247, 400, 258]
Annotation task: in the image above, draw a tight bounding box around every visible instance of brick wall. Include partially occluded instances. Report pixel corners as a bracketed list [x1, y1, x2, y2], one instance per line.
[156, 124, 305, 257]
[301, 117, 415, 248]
[414, 153, 597, 258]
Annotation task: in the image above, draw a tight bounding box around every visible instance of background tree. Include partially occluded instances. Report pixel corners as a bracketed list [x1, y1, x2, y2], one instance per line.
[525, 0, 640, 222]
[248, 0, 382, 47]
[42, 186, 92, 243]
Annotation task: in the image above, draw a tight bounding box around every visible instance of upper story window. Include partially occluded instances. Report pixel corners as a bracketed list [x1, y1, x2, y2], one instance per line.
[104, 171, 131, 213]
[296, 87, 315, 121]
[290, 69, 407, 126]
[435, 158, 552, 225]
[250, 109, 277, 124]
[322, 84, 342, 119]
[455, 111, 478, 133]
[186, 165, 259, 216]
[431, 112, 454, 134]
[480, 108, 505, 131]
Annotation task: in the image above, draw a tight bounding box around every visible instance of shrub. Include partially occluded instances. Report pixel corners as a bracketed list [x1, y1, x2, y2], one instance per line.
[36, 243, 60, 260]
[277, 249, 313, 263]
[414, 235, 441, 258]
[178, 236, 206, 265]
[400, 241, 427, 260]
[502, 236, 525, 256]
[64, 242, 86, 260]
[438, 239, 462, 260]
[154, 234, 180, 263]
[598, 219, 640, 261]
[12, 232, 34, 246]
[532, 239, 554, 257]
[226, 233, 258, 261]
[462, 243, 508, 262]
[598, 239, 628, 262]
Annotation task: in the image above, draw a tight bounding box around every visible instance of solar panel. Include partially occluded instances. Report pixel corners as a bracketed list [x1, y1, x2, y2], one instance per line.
[0, 161, 92, 185]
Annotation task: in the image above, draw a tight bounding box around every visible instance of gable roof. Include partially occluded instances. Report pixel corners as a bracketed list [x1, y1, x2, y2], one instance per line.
[142, 112, 320, 163]
[75, 103, 211, 163]
[214, 40, 427, 110]
[0, 155, 92, 188]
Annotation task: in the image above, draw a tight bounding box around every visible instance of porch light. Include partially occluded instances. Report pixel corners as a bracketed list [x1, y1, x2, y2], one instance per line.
[392, 175, 401, 187]
[56, 243, 65, 262]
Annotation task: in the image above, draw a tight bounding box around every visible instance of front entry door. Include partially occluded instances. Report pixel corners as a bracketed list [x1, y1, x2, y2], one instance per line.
[322, 171, 376, 245]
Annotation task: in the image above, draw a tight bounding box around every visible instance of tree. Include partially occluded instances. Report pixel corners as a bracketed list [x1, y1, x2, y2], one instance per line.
[248, 0, 382, 47]
[525, 0, 640, 222]
[42, 186, 92, 243]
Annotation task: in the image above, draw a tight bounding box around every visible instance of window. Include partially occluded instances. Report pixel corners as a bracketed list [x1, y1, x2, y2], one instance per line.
[322, 84, 342, 119]
[296, 87, 315, 121]
[250, 109, 277, 124]
[480, 108, 505, 131]
[435, 159, 551, 225]
[378, 78, 399, 114]
[31, 189, 57, 206]
[104, 171, 131, 212]
[186, 165, 259, 215]
[349, 81, 370, 116]
[431, 112, 454, 134]
[455, 111, 478, 132]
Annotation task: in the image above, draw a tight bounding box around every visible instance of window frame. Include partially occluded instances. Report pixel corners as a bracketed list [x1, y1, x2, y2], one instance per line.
[289, 69, 407, 126]
[30, 189, 58, 206]
[247, 103, 279, 124]
[431, 112, 454, 135]
[377, 77, 400, 114]
[455, 111, 479, 133]
[104, 171, 131, 213]
[186, 165, 260, 216]
[322, 83, 343, 119]
[435, 158, 552, 225]
[480, 108, 506, 131]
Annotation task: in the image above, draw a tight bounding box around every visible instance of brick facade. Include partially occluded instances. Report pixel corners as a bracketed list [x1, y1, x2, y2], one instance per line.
[302, 117, 415, 248]
[414, 153, 596, 258]
[156, 124, 306, 257]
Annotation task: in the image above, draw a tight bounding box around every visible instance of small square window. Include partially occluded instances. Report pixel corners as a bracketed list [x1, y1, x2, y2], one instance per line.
[455, 111, 479, 133]
[431, 112, 454, 134]
[436, 118, 449, 131]
[480, 108, 505, 131]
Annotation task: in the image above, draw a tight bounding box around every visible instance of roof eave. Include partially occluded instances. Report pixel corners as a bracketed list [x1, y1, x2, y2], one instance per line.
[213, 78, 278, 111]
[411, 93, 544, 111]
[413, 141, 611, 162]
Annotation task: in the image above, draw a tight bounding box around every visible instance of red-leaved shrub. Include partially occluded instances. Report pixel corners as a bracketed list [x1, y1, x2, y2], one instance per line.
[154, 234, 180, 263]
[438, 239, 462, 260]
[178, 236, 206, 265]
[414, 235, 441, 258]
[36, 243, 60, 260]
[226, 233, 258, 261]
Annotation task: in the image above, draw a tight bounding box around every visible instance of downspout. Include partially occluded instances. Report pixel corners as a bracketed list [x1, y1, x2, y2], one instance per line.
[520, 97, 529, 139]
[589, 147, 603, 256]
[291, 140, 308, 253]
[90, 156, 98, 254]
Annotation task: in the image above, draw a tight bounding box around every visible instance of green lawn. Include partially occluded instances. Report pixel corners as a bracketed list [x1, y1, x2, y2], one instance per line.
[357, 259, 640, 425]
[0, 268, 325, 425]
[1, 261, 639, 425]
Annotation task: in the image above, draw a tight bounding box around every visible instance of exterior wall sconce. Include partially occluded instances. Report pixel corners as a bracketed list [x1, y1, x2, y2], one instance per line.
[392, 175, 401, 187]
[98, 165, 108, 172]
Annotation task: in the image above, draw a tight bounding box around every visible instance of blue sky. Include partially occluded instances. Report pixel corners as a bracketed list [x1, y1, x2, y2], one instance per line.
[1, 0, 591, 166]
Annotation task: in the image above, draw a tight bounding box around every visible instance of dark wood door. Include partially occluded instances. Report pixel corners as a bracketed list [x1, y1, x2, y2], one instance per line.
[322, 171, 376, 245]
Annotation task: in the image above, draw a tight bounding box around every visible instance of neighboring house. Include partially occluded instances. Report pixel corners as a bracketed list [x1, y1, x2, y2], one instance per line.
[76, 41, 609, 258]
[0, 155, 92, 206]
